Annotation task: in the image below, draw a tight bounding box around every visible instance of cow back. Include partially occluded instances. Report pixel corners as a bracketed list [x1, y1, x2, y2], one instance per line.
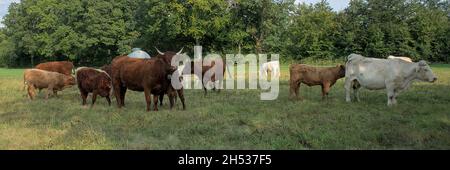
[35, 61, 74, 75]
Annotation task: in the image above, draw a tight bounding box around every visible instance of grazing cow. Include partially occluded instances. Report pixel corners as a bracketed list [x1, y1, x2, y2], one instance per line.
[181, 57, 230, 95]
[23, 69, 76, 99]
[260, 61, 280, 78]
[75, 67, 112, 106]
[345, 54, 437, 106]
[110, 53, 179, 111]
[387, 55, 413, 62]
[154, 48, 187, 110]
[289, 64, 345, 100]
[100, 64, 115, 98]
[35, 61, 74, 75]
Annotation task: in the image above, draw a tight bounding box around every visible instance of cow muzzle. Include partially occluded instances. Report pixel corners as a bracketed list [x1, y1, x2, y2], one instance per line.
[431, 77, 437, 82]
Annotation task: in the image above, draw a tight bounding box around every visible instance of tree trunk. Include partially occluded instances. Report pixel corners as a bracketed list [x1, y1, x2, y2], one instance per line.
[255, 39, 263, 54]
[238, 43, 241, 54]
[31, 55, 34, 67]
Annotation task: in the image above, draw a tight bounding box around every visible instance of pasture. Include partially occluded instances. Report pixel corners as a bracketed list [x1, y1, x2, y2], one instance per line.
[0, 64, 449, 149]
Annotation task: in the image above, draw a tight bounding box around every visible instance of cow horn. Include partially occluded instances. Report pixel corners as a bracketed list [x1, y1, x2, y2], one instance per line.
[176, 47, 184, 55]
[155, 47, 164, 55]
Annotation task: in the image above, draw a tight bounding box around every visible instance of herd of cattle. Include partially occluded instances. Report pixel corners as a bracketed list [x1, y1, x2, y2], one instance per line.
[22, 51, 438, 111]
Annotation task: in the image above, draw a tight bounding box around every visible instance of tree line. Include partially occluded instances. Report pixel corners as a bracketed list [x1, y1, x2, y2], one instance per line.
[0, 0, 448, 67]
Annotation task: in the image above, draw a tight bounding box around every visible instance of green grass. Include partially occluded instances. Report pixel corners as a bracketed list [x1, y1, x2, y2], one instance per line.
[0, 64, 449, 150]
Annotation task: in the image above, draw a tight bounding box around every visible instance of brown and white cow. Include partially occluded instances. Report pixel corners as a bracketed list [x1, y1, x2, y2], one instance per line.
[110, 54, 178, 111]
[289, 64, 345, 100]
[35, 61, 74, 75]
[23, 69, 76, 100]
[75, 67, 112, 106]
[345, 54, 437, 106]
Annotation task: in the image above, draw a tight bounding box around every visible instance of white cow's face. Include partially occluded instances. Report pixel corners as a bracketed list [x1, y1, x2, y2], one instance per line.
[416, 60, 437, 82]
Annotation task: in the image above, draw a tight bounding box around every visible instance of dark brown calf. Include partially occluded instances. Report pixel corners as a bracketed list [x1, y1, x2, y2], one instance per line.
[76, 67, 112, 106]
[289, 64, 345, 100]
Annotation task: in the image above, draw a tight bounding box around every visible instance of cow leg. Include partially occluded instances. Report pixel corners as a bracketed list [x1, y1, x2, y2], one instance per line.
[159, 94, 164, 106]
[27, 84, 36, 100]
[386, 85, 395, 106]
[119, 86, 127, 107]
[113, 83, 122, 107]
[144, 88, 151, 111]
[153, 95, 159, 111]
[81, 91, 88, 105]
[344, 77, 353, 102]
[114, 90, 121, 107]
[296, 83, 303, 100]
[217, 79, 223, 93]
[354, 83, 361, 102]
[391, 89, 399, 105]
[106, 96, 111, 106]
[168, 94, 174, 110]
[290, 80, 301, 100]
[202, 81, 207, 96]
[177, 89, 186, 110]
[91, 91, 98, 107]
[173, 92, 178, 105]
[321, 82, 331, 100]
[45, 87, 53, 100]
[53, 90, 58, 97]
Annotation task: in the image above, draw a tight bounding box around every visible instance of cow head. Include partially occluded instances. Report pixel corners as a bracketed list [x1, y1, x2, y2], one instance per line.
[337, 64, 345, 78]
[415, 60, 437, 83]
[64, 75, 76, 87]
[98, 74, 112, 97]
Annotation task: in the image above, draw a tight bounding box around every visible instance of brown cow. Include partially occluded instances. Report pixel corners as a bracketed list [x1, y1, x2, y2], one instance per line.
[23, 69, 76, 100]
[110, 55, 178, 111]
[35, 61, 74, 75]
[289, 64, 345, 100]
[154, 48, 186, 110]
[100, 64, 115, 98]
[76, 67, 112, 106]
[181, 58, 228, 95]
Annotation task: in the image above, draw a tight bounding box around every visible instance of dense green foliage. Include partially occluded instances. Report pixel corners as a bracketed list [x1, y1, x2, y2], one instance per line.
[0, 0, 449, 67]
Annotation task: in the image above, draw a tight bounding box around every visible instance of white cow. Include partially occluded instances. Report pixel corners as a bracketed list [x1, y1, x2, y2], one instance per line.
[387, 55, 413, 62]
[345, 54, 437, 106]
[260, 61, 280, 79]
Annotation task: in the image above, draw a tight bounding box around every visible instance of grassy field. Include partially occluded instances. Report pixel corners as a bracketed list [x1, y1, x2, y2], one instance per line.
[0, 63, 449, 149]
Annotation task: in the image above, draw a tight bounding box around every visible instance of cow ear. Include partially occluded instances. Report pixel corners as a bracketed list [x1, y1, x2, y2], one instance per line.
[418, 60, 427, 67]
[415, 65, 420, 72]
